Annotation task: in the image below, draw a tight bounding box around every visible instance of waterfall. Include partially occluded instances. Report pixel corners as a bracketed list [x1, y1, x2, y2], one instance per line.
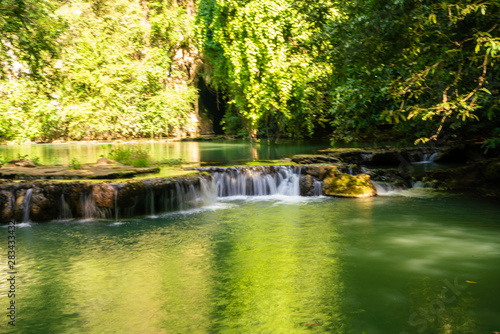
[372, 181, 403, 195]
[200, 177, 217, 205]
[2, 166, 318, 223]
[144, 181, 156, 216]
[59, 192, 73, 220]
[114, 187, 119, 222]
[427, 152, 438, 162]
[312, 180, 323, 196]
[209, 166, 301, 197]
[82, 192, 110, 219]
[22, 188, 33, 223]
[417, 152, 439, 164]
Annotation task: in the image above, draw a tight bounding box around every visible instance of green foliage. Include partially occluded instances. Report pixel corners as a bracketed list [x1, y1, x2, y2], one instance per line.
[196, 0, 334, 139]
[31, 156, 41, 166]
[325, 0, 500, 144]
[69, 158, 81, 170]
[2, 0, 499, 145]
[197, 0, 500, 144]
[158, 158, 183, 166]
[0, 0, 198, 142]
[108, 146, 151, 167]
[0, 0, 65, 80]
[0, 155, 12, 166]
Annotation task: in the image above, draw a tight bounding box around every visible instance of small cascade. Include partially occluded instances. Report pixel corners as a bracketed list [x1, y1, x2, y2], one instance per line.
[199, 177, 217, 205]
[81, 192, 110, 219]
[59, 192, 73, 220]
[1, 165, 327, 224]
[22, 188, 33, 223]
[174, 182, 185, 211]
[114, 187, 119, 222]
[372, 181, 404, 195]
[417, 152, 439, 164]
[312, 180, 323, 196]
[144, 182, 156, 216]
[209, 166, 301, 197]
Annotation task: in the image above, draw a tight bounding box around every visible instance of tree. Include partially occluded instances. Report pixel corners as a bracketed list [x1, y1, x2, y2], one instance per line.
[196, 0, 335, 140]
[324, 0, 500, 144]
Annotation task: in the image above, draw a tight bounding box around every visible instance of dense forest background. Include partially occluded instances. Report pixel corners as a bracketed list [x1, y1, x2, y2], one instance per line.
[1, 0, 499, 146]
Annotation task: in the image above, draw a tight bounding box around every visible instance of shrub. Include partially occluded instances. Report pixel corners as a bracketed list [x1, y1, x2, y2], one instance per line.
[108, 146, 151, 167]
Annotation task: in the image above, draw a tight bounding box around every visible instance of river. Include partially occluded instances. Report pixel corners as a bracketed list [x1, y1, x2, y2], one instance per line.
[1, 141, 499, 333]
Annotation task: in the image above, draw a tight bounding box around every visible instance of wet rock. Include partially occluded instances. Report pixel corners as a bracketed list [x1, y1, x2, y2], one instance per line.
[299, 175, 314, 196]
[303, 165, 328, 179]
[367, 168, 413, 189]
[25, 183, 62, 221]
[422, 158, 500, 195]
[0, 190, 15, 222]
[116, 181, 144, 209]
[92, 184, 116, 208]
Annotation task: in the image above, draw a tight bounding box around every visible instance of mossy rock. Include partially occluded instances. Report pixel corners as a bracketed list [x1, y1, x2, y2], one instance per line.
[322, 169, 377, 198]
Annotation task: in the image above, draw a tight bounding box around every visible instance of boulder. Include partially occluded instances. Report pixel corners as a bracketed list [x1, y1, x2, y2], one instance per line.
[7, 159, 36, 168]
[322, 167, 377, 198]
[96, 157, 118, 165]
[299, 175, 314, 196]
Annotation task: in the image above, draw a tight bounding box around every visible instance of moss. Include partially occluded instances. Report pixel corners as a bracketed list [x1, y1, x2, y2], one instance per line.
[228, 160, 298, 167]
[322, 170, 377, 198]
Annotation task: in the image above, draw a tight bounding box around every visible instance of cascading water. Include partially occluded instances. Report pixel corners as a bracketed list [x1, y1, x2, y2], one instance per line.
[114, 187, 119, 222]
[208, 166, 302, 197]
[59, 192, 73, 220]
[312, 179, 323, 196]
[144, 181, 156, 216]
[2, 167, 321, 223]
[82, 191, 110, 219]
[417, 152, 439, 164]
[372, 181, 403, 195]
[22, 188, 33, 223]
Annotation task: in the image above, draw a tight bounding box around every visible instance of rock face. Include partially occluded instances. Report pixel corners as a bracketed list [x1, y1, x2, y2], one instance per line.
[422, 158, 500, 194]
[0, 175, 210, 223]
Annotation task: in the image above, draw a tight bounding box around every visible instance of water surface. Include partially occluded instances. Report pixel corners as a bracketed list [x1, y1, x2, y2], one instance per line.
[0, 140, 329, 166]
[2, 191, 499, 333]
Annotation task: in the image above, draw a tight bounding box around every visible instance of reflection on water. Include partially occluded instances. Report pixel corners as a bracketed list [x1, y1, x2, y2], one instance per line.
[1, 194, 499, 333]
[0, 140, 329, 165]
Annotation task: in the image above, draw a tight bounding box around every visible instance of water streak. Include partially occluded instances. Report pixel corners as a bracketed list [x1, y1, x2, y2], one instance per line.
[22, 188, 33, 223]
[114, 186, 119, 222]
[59, 192, 73, 220]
